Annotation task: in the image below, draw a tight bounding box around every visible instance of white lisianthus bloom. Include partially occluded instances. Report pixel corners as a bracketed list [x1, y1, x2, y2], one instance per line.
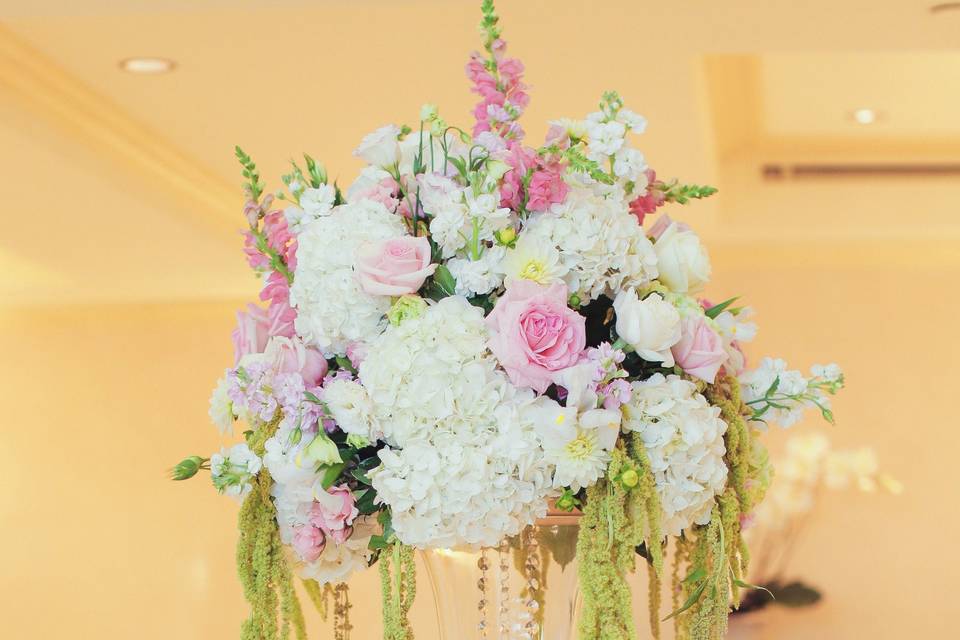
[811, 362, 843, 384]
[290, 199, 407, 356]
[652, 221, 711, 294]
[208, 374, 235, 435]
[322, 378, 379, 440]
[353, 124, 402, 169]
[622, 374, 728, 536]
[210, 443, 262, 499]
[612, 290, 681, 366]
[446, 246, 506, 296]
[497, 234, 568, 285]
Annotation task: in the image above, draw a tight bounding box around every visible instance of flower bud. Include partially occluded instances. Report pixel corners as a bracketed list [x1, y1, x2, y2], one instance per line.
[302, 432, 343, 467]
[171, 455, 205, 481]
[420, 103, 438, 121]
[620, 469, 640, 488]
[346, 433, 371, 449]
[387, 295, 428, 326]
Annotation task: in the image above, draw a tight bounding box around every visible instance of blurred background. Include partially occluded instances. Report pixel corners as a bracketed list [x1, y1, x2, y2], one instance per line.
[1, 1, 958, 638]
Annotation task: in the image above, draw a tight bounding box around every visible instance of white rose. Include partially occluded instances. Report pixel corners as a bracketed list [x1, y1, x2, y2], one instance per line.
[353, 124, 402, 169]
[653, 222, 711, 293]
[613, 290, 681, 366]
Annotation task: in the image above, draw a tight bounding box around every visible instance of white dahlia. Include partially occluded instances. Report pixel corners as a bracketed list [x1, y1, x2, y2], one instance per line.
[290, 199, 407, 356]
[622, 373, 728, 537]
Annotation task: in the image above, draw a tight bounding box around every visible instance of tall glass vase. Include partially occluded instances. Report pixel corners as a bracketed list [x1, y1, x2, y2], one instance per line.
[422, 509, 582, 640]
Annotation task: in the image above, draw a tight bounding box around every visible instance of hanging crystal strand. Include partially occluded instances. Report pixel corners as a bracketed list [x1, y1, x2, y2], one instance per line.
[498, 538, 512, 638]
[477, 549, 490, 637]
[333, 583, 353, 640]
[520, 527, 542, 639]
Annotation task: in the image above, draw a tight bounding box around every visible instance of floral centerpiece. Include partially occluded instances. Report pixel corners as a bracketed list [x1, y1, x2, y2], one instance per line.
[173, 2, 845, 639]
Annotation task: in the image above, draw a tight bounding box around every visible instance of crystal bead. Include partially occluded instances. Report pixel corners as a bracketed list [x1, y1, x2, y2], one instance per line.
[477, 599, 487, 610]
[526, 599, 540, 611]
[528, 577, 540, 590]
[477, 557, 489, 570]
[477, 621, 487, 631]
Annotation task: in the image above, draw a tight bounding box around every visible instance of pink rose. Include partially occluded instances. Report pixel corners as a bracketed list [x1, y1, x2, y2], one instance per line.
[266, 336, 328, 386]
[310, 485, 359, 542]
[291, 524, 326, 563]
[356, 236, 436, 296]
[526, 165, 569, 212]
[486, 280, 587, 393]
[231, 304, 271, 364]
[671, 316, 727, 383]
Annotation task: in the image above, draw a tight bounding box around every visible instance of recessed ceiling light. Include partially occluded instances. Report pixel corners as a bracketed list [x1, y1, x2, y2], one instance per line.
[851, 108, 878, 125]
[119, 57, 176, 74]
[930, 2, 960, 14]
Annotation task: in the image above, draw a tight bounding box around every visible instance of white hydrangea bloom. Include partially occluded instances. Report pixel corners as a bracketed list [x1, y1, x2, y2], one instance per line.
[290, 199, 407, 356]
[521, 185, 658, 302]
[446, 246, 506, 296]
[622, 374, 728, 537]
[363, 296, 555, 548]
[284, 185, 338, 234]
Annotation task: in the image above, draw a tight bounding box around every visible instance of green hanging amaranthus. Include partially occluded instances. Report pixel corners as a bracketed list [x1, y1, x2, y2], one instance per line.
[379, 542, 417, 640]
[575, 434, 664, 640]
[236, 413, 308, 640]
[666, 375, 773, 640]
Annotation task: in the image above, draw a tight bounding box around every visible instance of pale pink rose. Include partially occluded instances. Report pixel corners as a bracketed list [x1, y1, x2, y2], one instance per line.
[266, 336, 328, 387]
[291, 524, 326, 563]
[648, 213, 691, 241]
[486, 280, 587, 393]
[231, 304, 271, 364]
[345, 342, 368, 369]
[310, 485, 359, 539]
[671, 316, 728, 383]
[355, 236, 436, 296]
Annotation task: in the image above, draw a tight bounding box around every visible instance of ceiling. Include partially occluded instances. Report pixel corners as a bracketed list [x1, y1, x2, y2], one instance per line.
[1, 0, 959, 305]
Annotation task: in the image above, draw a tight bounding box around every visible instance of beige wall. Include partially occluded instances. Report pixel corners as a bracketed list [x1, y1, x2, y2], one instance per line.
[1, 254, 954, 639]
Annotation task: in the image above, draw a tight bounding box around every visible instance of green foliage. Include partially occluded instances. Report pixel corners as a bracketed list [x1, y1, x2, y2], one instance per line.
[169, 455, 207, 480]
[660, 181, 718, 205]
[703, 297, 739, 320]
[422, 264, 457, 301]
[235, 146, 266, 202]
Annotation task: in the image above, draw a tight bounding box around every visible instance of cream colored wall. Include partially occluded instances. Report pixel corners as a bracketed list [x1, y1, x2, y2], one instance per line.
[1, 252, 954, 638]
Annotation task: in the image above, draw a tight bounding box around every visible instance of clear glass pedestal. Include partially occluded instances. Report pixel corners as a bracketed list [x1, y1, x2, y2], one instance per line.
[421, 511, 582, 640]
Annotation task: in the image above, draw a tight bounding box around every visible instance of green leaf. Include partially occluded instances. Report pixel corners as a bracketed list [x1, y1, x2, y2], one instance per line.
[355, 488, 379, 515]
[304, 391, 324, 405]
[704, 296, 739, 320]
[351, 467, 372, 485]
[683, 566, 707, 584]
[318, 463, 345, 489]
[428, 264, 457, 299]
[733, 579, 775, 600]
[663, 581, 706, 621]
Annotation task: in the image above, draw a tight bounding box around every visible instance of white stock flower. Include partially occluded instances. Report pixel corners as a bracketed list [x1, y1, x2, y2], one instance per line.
[300, 185, 336, 216]
[497, 233, 567, 285]
[586, 119, 626, 157]
[208, 374, 235, 435]
[290, 199, 407, 356]
[211, 443, 262, 499]
[811, 363, 843, 383]
[613, 147, 647, 183]
[739, 357, 810, 428]
[616, 108, 648, 133]
[613, 290, 681, 366]
[622, 374, 728, 536]
[653, 222, 711, 294]
[354, 124, 402, 169]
